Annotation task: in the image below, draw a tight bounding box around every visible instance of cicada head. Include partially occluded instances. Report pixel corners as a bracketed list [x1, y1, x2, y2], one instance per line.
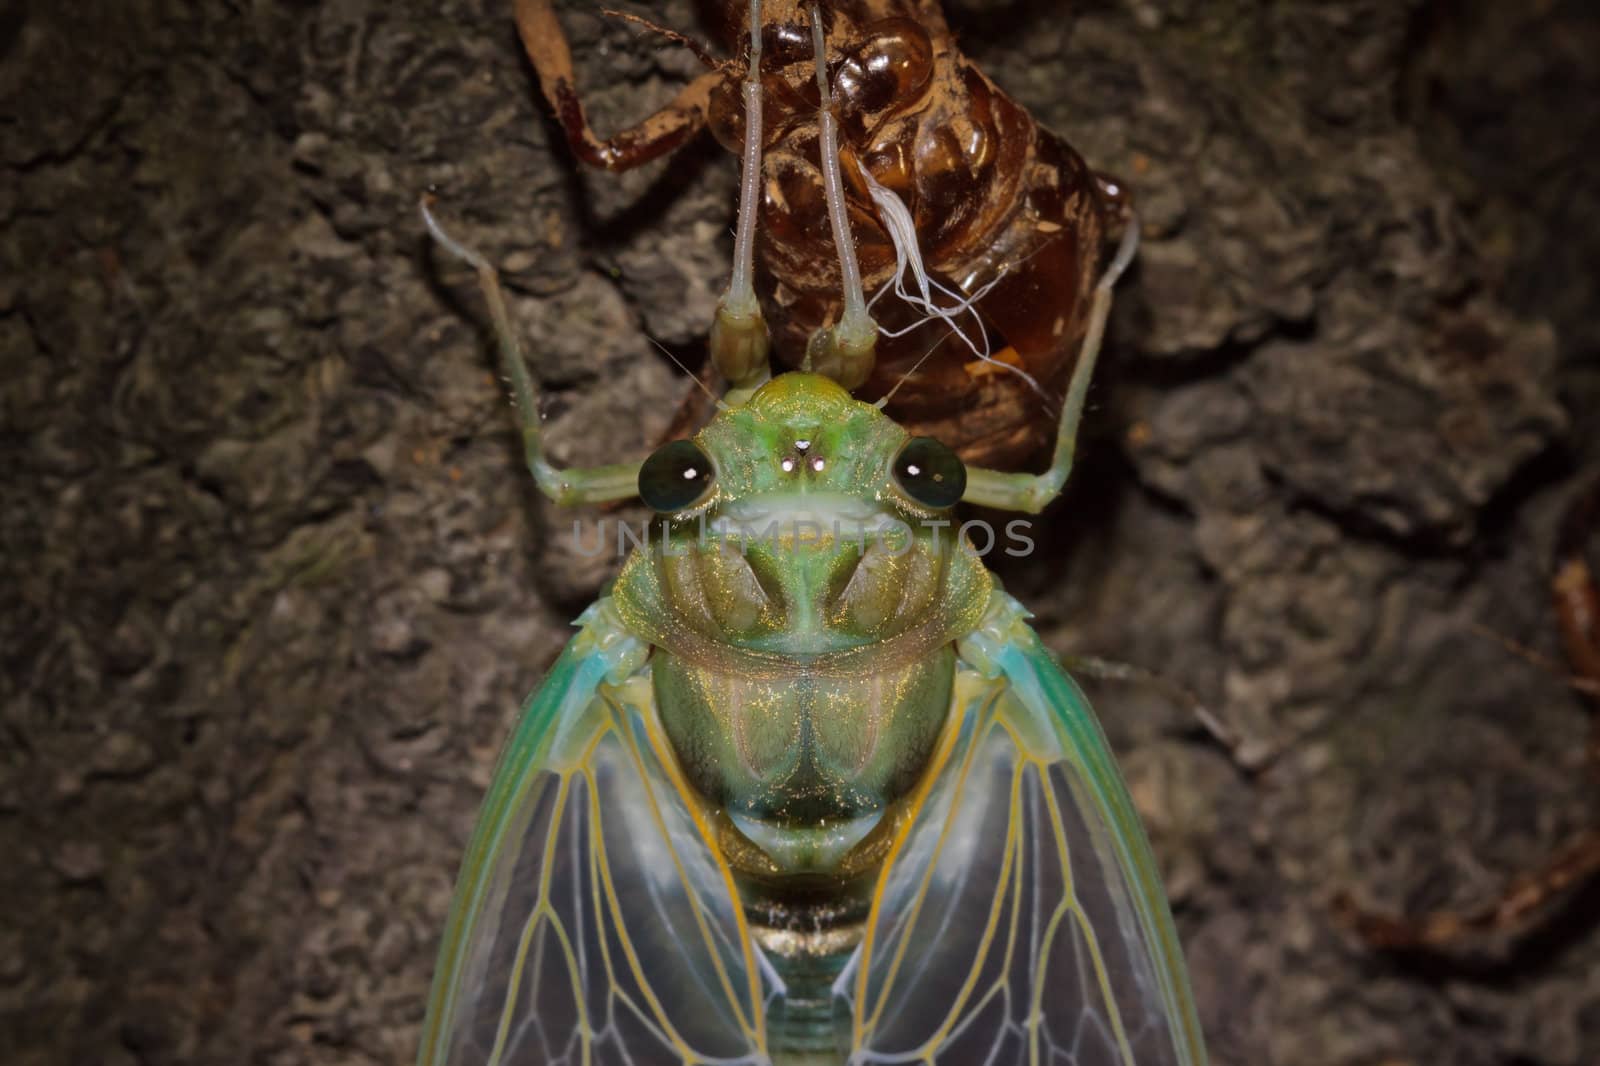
[612, 373, 993, 858]
[619, 372, 991, 657]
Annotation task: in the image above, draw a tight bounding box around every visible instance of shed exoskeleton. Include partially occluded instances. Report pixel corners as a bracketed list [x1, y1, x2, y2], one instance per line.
[516, 0, 1127, 468]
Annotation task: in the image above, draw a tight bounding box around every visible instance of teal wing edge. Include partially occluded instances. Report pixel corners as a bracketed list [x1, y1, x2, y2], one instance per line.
[966, 591, 1209, 1066]
[414, 599, 649, 1066]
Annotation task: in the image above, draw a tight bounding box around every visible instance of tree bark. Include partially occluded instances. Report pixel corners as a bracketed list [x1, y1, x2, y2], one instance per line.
[2, 1, 1597, 1063]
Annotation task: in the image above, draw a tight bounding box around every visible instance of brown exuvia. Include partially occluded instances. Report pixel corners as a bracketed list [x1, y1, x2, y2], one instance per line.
[517, 0, 1127, 468]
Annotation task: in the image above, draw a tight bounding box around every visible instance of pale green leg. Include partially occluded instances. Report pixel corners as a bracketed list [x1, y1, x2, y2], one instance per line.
[421, 199, 641, 505]
[801, 3, 878, 392]
[708, 0, 773, 399]
[962, 219, 1141, 514]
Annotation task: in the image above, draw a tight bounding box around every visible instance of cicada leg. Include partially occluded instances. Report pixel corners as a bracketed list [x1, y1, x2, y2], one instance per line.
[1335, 472, 1600, 953]
[710, 0, 774, 402]
[420, 199, 642, 505]
[513, 0, 729, 171]
[800, 3, 880, 392]
[963, 217, 1142, 514]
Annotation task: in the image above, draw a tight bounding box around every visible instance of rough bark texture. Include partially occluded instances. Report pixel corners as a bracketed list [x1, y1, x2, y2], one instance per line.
[3, 1, 1598, 1064]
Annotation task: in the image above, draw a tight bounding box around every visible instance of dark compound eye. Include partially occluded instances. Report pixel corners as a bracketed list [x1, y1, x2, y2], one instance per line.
[892, 436, 966, 509]
[638, 440, 716, 513]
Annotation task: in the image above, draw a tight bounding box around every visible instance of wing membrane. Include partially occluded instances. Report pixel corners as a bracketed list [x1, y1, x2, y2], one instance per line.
[841, 633, 1206, 1066]
[420, 608, 1203, 1066]
[417, 636, 774, 1066]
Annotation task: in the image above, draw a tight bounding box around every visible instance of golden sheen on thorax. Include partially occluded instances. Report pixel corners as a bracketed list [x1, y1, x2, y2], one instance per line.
[611, 374, 993, 877]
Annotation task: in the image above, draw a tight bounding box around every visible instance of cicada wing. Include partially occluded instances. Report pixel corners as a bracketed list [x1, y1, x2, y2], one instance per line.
[417, 636, 774, 1066]
[842, 633, 1206, 1066]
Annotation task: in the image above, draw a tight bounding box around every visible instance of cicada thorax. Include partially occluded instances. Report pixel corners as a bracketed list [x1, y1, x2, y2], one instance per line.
[707, 6, 1116, 468]
[610, 376, 992, 943]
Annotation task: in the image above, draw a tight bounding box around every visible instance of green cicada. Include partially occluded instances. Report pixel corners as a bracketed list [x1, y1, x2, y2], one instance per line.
[415, 4, 1205, 1064]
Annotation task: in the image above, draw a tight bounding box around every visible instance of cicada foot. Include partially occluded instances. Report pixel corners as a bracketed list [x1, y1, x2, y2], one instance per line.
[1335, 472, 1600, 957]
[513, 0, 728, 171]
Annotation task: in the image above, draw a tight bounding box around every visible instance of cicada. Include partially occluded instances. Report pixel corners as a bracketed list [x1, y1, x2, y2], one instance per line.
[416, 5, 1203, 1063]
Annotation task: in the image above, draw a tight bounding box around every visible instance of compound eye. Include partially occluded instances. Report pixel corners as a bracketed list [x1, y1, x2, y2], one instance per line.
[892, 436, 966, 509]
[639, 440, 716, 513]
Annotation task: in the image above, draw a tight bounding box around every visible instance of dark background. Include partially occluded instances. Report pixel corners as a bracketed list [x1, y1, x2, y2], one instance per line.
[4, 1, 1599, 1063]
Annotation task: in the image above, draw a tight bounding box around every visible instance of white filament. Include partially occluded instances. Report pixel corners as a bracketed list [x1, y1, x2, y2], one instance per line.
[858, 168, 1045, 398]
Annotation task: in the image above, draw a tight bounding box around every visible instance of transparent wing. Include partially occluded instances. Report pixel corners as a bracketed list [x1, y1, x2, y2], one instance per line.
[416, 632, 776, 1066]
[838, 626, 1207, 1066]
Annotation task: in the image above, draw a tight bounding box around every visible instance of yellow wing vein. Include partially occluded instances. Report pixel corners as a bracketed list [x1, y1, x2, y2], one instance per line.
[916, 728, 1026, 1060]
[1039, 773, 1138, 1066]
[856, 681, 1006, 1041]
[610, 688, 770, 1051]
[587, 704, 705, 1059]
[484, 724, 608, 1066]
